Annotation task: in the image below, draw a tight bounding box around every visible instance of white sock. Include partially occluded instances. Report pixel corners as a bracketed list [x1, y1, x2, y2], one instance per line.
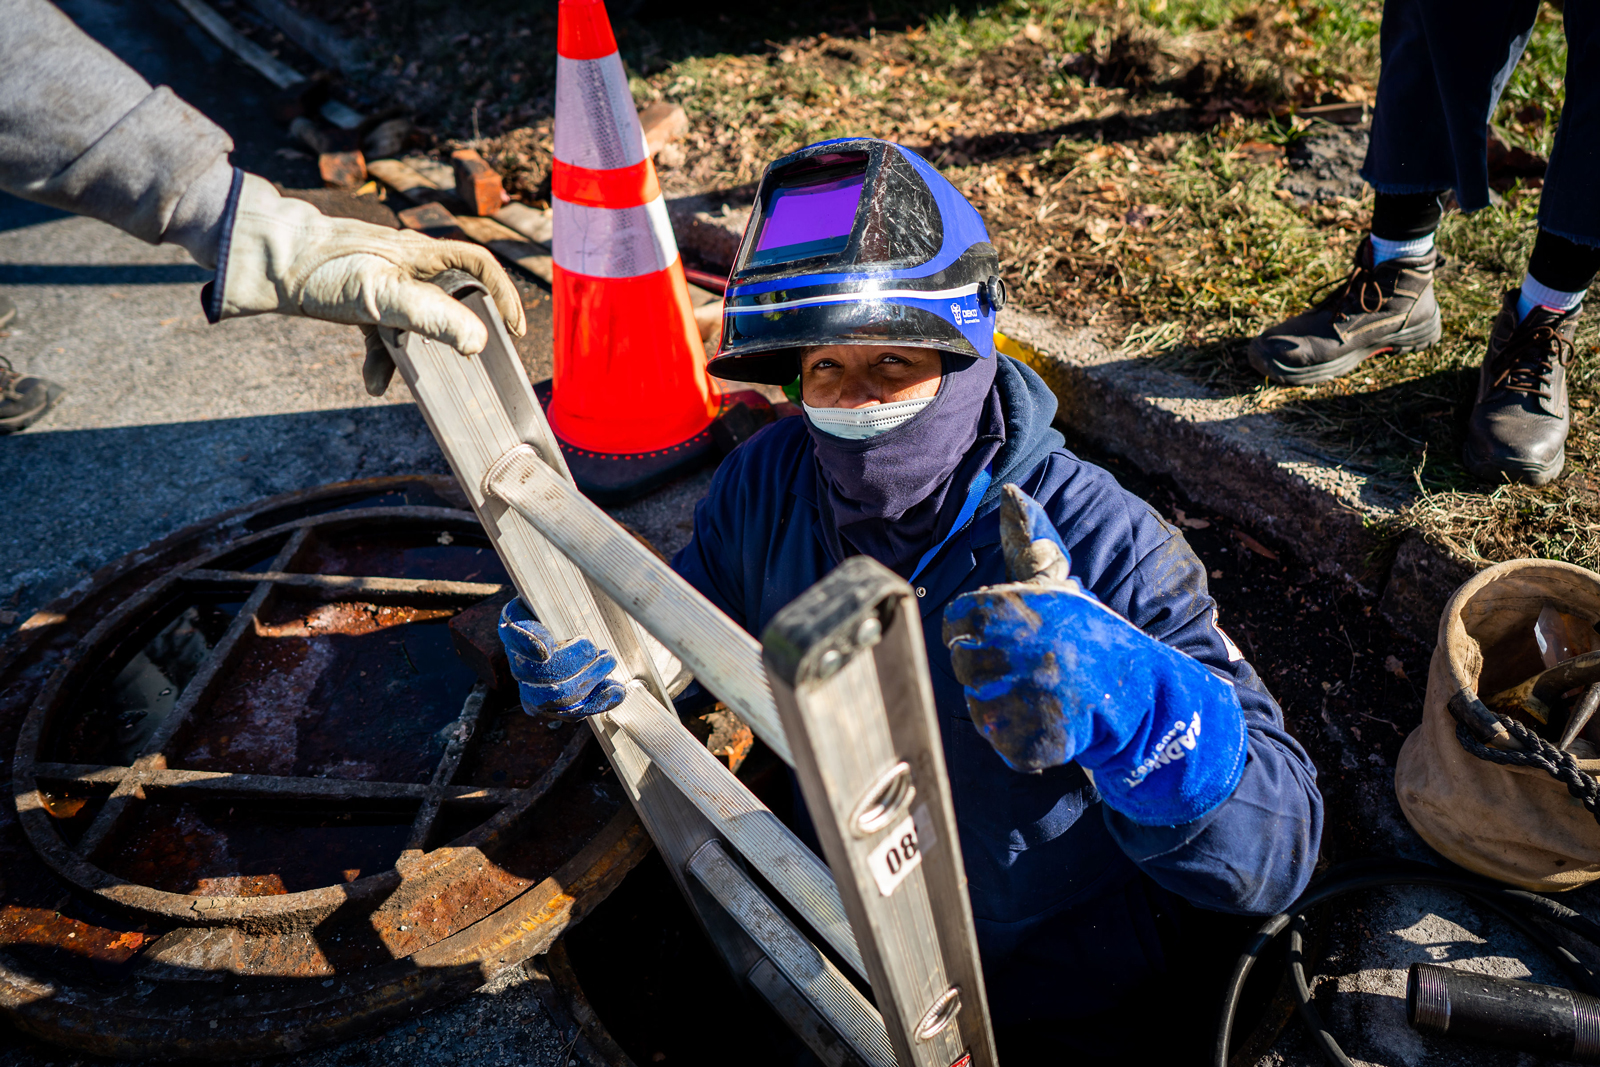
[1369, 233, 1435, 264]
[1517, 274, 1585, 322]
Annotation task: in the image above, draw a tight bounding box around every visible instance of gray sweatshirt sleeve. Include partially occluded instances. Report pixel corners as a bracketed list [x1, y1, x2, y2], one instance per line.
[0, 0, 237, 267]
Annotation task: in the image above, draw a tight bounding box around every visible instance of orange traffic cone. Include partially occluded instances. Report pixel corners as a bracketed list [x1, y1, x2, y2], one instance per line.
[545, 0, 759, 502]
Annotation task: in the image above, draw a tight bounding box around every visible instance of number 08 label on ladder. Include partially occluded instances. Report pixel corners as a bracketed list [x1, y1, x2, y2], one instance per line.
[868, 814, 922, 897]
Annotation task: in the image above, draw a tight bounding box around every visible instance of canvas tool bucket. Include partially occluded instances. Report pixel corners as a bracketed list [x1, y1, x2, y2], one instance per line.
[1396, 558, 1600, 890]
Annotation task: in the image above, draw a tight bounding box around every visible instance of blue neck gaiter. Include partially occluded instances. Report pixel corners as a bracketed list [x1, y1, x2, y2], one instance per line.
[806, 351, 1002, 577]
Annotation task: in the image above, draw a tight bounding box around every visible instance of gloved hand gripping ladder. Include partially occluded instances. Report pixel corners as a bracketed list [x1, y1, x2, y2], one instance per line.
[376, 271, 998, 1067]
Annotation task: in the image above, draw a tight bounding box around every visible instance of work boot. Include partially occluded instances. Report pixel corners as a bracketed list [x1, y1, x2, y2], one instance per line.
[1462, 291, 1578, 486]
[0, 355, 65, 434]
[1249, 238, 1443, 386]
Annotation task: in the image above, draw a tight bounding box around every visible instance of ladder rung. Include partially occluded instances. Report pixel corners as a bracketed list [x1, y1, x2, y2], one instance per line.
[610, 689, 864, 977]
[688, 840, 895, 1067]
[484, 445, 790, 765]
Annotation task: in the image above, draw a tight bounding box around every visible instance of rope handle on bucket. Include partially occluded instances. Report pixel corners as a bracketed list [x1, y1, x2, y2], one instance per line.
[1456, 715, 1600, 829]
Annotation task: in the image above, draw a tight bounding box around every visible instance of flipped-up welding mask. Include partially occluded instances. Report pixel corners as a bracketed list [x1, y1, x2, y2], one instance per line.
[706, 138, 1007, 385]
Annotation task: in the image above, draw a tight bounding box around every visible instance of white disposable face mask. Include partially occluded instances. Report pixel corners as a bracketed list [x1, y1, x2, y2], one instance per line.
[802, 396, 935, 440]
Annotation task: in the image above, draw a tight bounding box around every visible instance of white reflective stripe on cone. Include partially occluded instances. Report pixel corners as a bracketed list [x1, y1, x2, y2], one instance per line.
[554, 53, 648, 171]
[553, 196, 677, 279]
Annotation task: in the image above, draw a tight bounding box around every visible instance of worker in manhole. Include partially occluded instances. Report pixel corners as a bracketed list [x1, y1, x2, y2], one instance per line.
[500, 138, 1323, 1062]
[0, 0, 525, 435]
[1249, 0, 1597, 487]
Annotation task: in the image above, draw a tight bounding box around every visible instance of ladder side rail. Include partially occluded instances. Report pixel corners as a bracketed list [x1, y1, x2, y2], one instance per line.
[689, 841, 895, 1067]
[388, 287, 861, 974]
[747, 957, 875, 1067]
[380, 277, 878, 1060]
[453, 289, 683, 702]
[484, 444, 787, 763]
[764, 558, 1000, 1067]
[608, 689, 862, 974]
[865, 571, 998, 1067]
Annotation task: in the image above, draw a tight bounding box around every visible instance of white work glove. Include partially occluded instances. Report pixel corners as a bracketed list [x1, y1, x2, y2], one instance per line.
[218, 174, 526, 394]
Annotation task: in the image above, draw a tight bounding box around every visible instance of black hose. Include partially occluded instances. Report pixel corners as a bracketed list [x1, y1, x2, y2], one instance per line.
[1213, 859, 1600, 1067]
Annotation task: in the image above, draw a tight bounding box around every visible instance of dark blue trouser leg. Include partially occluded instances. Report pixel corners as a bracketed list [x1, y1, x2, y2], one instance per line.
[1361, 0, 1540, 210]
[1540, 1, 1600, 248]
[1363, 0, 1600, 246]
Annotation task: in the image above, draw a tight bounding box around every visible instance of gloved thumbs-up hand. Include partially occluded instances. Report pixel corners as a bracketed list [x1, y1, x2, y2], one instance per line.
[941, 485, 1248, 826]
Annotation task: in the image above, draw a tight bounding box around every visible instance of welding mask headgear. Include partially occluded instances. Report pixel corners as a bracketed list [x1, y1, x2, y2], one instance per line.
[707, 138, 1006, 385]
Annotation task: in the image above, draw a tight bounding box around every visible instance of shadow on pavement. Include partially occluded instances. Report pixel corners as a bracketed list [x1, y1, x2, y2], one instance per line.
[0, 264, 213, 286]
[0, 403, 449, 620]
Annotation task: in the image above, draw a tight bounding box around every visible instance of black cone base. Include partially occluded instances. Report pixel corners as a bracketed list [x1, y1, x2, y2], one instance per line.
[534, 382, 774, 505]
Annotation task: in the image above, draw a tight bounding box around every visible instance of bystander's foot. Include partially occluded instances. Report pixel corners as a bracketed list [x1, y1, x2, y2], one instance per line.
[1462, 290, 1578, 486]
[1249, 237, 1442, 386]
[0, 354, 66, 435]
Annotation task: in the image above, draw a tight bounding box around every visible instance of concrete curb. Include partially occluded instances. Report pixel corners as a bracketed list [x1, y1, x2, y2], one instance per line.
[994, 307, 1479, 643]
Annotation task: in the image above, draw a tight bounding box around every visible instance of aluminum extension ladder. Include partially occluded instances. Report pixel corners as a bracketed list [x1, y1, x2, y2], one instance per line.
[379, 272, 998, 1067]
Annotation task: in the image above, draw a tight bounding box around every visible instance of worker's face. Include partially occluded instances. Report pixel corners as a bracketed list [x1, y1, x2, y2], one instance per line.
[799, 345, 941, 408]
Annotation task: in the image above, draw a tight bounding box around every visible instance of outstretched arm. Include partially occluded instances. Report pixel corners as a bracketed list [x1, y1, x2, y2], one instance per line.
[0, 0, 233, 261]
[0, 0, 525, 363]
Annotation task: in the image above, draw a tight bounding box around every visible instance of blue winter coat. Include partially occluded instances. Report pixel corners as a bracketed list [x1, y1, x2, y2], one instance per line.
[671, 355, 1322, 1027]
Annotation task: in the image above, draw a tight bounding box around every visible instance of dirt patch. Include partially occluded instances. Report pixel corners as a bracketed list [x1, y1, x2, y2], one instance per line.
[1280, 122, 1370, 206]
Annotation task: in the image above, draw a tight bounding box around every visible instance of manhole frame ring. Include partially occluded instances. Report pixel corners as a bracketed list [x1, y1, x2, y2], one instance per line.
[12, 505, 583, 933]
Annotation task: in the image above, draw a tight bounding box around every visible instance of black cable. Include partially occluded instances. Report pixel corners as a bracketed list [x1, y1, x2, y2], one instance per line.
[1213, 860, 1600, 1067]
[1455, 717, 1600, 828]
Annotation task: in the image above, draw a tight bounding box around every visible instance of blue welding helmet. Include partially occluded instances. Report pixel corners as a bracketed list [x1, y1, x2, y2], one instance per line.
[707, 138, 1007, 385]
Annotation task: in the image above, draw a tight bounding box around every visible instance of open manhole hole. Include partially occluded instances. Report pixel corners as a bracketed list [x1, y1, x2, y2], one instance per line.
[0, 476, 651, 1060]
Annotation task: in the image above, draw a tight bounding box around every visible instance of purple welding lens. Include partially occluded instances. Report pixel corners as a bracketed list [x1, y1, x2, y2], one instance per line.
[748, 170, 866, 266]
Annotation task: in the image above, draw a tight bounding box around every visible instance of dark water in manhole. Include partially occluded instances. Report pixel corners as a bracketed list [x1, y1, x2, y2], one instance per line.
[100, 802, 412, 895]
[54, 597, 246, 766]
[565, 744, 828, 1067]
[565, 851, 828, 1067]
[297, 533, 508, 584]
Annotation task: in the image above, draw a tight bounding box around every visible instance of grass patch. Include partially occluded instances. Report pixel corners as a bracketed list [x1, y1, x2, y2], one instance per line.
[309, 0, 1593, 571]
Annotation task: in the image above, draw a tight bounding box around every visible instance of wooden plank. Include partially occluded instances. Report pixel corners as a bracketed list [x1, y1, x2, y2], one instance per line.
[454, 214, 536, 249]
[241, 0, 364, 74]
[367, 158, 443, 203]
[763, 558, 998, 1067]
[398, 202, 468, 243]
[487, 244, 554, 286]
[169, 0, 305, 89]
[403, 156, 458, 190]
[170, 0, 363, 128]
[494, 202, 554, 245]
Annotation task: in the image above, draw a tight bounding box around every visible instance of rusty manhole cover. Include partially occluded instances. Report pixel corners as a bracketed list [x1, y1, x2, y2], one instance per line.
[0, 477, 650, 1059]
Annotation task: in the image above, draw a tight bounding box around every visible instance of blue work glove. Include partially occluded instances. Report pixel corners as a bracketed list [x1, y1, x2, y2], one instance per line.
[941, 485, 1248, 826]
[498, 598, 627, 720]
